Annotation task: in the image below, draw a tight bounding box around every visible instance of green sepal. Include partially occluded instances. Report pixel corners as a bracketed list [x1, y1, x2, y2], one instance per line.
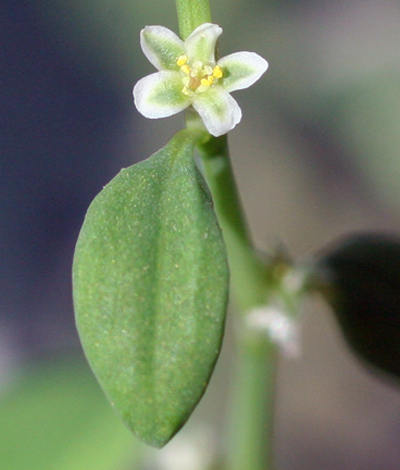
[317, 233, 400, 380]
[73, 129, 229, 447]
[141, 26, 185, 71]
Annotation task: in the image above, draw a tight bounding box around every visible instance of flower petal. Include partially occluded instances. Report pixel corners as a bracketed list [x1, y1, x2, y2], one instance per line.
[141, 26, 186, 71]
[218, 52, 269, 93]
[133, 71, 190, 119]
[192, 87, 242, 137]
[184, 23, 222, 65]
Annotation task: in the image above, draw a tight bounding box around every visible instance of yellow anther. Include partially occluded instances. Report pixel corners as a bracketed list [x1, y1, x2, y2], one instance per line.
[176, 55, 188, 66]
[180, 64, 190, 75]
[179, 58, 219, 92]
[212, 65, 223, 79]
[201, 77, 213, 87]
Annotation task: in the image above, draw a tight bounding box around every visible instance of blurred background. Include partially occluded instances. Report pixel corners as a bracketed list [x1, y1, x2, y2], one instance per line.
[2, 0, 400, 468]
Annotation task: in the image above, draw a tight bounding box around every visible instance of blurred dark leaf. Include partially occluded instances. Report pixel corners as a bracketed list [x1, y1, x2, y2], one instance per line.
[317, 233, 400, 380]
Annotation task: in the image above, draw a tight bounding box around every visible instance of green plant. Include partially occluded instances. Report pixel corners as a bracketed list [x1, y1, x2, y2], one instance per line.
[72, 1, 400, 468]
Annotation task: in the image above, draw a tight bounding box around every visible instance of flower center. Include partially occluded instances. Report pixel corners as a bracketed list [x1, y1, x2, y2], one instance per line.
[176, 55, 223, 96]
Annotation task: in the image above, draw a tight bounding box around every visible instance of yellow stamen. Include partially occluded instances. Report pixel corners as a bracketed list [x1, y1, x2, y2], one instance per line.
[178, 58, 219, 92]
[180, 64, 190, 75]
[200, 76, 214, 87]
[212, 65, 223, 79]
[176, 55, 188, 66]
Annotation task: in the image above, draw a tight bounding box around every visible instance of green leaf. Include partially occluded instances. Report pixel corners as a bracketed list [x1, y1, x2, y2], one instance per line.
[73, 129, 229, 448]
[317, 233, 400, 380]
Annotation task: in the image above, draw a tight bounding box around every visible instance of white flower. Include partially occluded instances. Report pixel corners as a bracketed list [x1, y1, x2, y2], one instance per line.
[133, 23, 269, 137]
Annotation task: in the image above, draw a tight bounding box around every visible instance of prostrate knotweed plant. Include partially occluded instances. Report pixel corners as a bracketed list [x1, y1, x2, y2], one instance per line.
[72, 0, 400, 468]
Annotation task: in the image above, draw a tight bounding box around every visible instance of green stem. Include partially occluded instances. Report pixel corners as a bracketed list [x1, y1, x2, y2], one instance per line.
[196, 135, 277, 470]
[175, 0, 212, 39]
[227, 336, 277, 470]
[197, 135, 269, 313]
